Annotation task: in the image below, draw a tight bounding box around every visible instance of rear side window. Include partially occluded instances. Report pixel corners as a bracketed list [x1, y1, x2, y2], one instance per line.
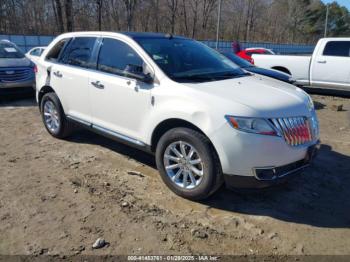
[46, 38, 70, 62]
[60, 37, 96, 68]
[247, 50, 270, 56]
[46, 38, 71, 62]
[97, 38, 143, 76]
[323, 41, 350, 57]
[30, 48, 41, 56]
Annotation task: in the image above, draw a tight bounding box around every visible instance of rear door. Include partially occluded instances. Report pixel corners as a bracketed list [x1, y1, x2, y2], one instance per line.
[49, 36, 98, 123]
[311, 40, 350, 89]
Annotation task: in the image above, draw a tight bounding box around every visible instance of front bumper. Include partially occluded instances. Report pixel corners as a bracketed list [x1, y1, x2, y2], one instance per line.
[223, 142, 319, 189]
[0, 79, 35, 95]
[0, 78, 35, 89]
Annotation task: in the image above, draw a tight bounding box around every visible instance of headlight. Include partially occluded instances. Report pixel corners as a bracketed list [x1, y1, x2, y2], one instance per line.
[225, 116, 278, 136]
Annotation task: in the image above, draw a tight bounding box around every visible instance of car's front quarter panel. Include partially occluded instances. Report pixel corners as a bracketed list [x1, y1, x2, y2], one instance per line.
[143, 78, 259, 169]
[210, 121, 313, 176]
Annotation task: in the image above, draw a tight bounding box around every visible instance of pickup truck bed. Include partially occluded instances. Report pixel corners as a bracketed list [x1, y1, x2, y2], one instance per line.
[253, 55, 311, 86]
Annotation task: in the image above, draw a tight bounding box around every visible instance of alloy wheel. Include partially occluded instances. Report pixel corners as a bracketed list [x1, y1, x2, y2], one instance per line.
[43, 100, 60, 133]
[163, 141, 204, 189]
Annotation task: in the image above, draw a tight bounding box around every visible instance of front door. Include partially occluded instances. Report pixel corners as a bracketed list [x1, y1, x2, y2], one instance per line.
[89, 37, 153, 142]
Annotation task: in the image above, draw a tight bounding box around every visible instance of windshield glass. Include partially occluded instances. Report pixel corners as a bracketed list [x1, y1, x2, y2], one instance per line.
[135, 38, 248, 83]
[221, 52, 254, 68]
[0, 42, 24, 59]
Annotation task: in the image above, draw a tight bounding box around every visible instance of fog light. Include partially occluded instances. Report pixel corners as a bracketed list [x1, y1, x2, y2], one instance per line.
[255, 168, 276, 180]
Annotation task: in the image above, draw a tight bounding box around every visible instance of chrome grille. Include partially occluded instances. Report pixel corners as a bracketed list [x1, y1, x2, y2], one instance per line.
[270, 117, 314, 146]
[0, 67, 33, 82]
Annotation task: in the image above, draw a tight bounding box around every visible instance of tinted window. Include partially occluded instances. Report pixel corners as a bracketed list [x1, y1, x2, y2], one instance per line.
[30, 48, 41, 56]
[247, 50, 269, 56]
[46, 38, 70, 62]
[221, 52, 254, 68]
[135, 38, 245, 83]
[97, 38, 143, 76]
[0, 42, 24, 58]
[61, 37, 96, 68]
[323, 41, 350, 57]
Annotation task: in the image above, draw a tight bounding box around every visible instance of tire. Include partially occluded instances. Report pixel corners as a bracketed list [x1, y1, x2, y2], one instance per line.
[155, 128, 223, 200]
[40, 92, 74, 139]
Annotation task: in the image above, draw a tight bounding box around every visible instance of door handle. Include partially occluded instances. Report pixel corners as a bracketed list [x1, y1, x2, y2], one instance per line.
[91, 80, 104, 89]
[53, 71, 62, 78]
[317, 60, 327, 64]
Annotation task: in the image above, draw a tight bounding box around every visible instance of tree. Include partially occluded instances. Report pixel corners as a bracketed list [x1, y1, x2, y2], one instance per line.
[123, 0, 138, 31]
[53, 0, 65, 32]
[64, 0, 74, 32]
[96, 0, 103, 31]
[201, 0, 217, 38]
[166, 0, 178, 34]
[1, 0, 350, 44]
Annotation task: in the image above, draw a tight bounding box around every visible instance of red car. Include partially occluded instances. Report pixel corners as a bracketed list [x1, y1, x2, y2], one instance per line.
[236, 48, 275, 64]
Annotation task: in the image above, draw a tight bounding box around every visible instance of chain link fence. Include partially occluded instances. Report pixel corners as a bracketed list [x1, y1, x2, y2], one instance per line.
[0, 34, 315, 55]
[202, 40, 315, 54]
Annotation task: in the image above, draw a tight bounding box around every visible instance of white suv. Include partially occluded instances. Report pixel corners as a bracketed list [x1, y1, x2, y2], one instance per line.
[35, 32, 319, 200]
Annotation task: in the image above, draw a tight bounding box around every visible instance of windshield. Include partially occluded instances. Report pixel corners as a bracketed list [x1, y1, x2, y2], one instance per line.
[0, 42, 25, 59]
[221, 52, 254, 68]
[135, 37, 248, 83]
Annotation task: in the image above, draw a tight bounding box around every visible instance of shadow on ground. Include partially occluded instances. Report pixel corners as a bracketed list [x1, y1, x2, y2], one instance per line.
[203, 144, 350, 229]
[0, 95, 36, 107]
[303, 87, 350, 98]
[67, 129, 350, 229]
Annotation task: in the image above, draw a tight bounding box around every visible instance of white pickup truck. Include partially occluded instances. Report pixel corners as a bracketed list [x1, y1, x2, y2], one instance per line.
[253, 38, 350, 91]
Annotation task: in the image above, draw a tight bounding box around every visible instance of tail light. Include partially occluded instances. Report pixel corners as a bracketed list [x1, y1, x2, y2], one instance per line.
[33, 65, 38, 73]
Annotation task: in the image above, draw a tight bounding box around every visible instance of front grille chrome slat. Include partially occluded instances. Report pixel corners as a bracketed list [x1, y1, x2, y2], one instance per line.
[283, 118, 295, 146]
[277, 118, 290, 145]
[271, 116, 315, 147]
[0, 67, 32, 83]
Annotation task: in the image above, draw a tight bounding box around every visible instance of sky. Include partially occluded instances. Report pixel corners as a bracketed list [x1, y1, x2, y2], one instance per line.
[322, 0, 350, 9]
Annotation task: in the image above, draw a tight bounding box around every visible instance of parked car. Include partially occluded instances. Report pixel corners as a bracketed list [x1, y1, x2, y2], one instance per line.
[35, 32, 319, 200]
[0, 40, 35, 95]
[236, 47, 275, 64]
[253, 38, 350, 91]
[221, 52, 295, 84]
[26, 46, 46, 63]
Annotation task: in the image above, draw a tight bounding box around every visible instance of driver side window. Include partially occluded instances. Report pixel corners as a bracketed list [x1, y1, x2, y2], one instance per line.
[97, 38, 144, 77]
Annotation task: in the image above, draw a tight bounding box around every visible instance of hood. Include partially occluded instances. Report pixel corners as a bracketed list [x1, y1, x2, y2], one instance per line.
[246, 67, 291, 82]
[183, 75, 311, 118]
[0, 57, 33, 68]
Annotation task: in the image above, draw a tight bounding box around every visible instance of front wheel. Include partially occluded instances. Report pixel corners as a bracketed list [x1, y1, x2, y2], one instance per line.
[155, 128, 223, 200]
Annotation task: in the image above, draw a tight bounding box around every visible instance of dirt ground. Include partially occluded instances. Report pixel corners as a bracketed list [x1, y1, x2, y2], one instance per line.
[0, 93, 349, 258]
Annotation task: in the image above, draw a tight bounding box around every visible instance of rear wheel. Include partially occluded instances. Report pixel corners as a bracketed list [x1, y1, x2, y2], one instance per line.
[155, 128, 223, 200]
[40, 92, 74, 138]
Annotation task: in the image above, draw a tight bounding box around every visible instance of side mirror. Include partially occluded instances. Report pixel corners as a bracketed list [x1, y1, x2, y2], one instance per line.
[124, 64, 153, 84]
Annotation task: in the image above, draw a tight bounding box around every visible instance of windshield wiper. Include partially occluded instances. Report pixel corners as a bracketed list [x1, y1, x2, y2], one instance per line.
[172, 75, 215, 82]
[173, 71, 251, 83]
[209, 71, 251, 79]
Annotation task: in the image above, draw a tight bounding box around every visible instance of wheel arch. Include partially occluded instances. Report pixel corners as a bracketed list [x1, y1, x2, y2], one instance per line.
[150, 119, 221, 167]
[271, 66, 291, 75]
[38, 85, 56, 110]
